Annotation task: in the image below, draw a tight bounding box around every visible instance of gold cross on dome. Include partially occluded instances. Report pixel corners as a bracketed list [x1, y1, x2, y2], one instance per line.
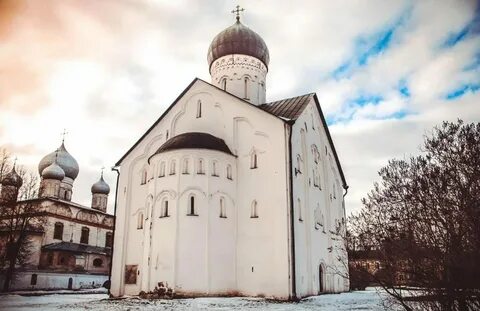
[101, 166, 105, 177]
[231, 5, 245, 22]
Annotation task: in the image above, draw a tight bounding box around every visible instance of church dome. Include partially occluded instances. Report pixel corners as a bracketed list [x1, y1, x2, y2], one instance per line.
[38, 143, 79, 180]
[1, 166, 23, 188]
[207, 20, 270, 70]
[42, 162, 65, 181]
[91, 174, 110, 195]
[149, 132, 234, 163]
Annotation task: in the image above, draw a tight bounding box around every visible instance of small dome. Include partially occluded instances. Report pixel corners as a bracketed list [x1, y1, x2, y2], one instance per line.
[91, 175, 110, 195]
[1, 166, 23, 188]
[42, 162, 65, 181]
[38, 143, 79, 180]
[207, 20, 270, 70]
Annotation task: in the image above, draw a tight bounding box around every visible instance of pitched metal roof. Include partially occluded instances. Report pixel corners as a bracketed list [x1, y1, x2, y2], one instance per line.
[259, 93, 314, 121]
[42, 242, 111, 256]
[148, 132, 235, 163]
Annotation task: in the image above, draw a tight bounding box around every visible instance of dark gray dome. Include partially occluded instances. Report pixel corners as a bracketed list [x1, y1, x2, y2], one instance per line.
[91, 175, 110, 195]
[42, 162, 65, 181]
[2, 166, 23, 188]
[207, 20, 269, 70]
[149, 132, 234, 163]
[38, 143, 79, 180]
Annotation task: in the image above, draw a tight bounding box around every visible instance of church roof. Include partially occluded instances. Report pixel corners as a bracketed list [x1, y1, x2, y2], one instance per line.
[42, 242, 111, 255]
[260, 93, 314, 121]
[149, 132, 234, 163]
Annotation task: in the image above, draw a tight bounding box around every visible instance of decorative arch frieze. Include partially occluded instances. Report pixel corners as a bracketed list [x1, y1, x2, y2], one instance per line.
[76, 210, 99, 224]
[179, 186, 207, 199]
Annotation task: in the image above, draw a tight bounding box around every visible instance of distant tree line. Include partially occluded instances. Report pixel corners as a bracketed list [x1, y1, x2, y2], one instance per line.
[347, 120, 480, 311]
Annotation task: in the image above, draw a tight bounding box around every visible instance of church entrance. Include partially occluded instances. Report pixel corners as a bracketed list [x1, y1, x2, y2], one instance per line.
[318, 265, 324, 294]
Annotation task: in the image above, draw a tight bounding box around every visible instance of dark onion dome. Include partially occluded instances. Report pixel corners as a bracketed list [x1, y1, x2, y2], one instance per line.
[1, 166, 23, 188]
[207, 20, 270, 71]
[42, 162, 65, 181]
[91, 174, 110, 195]
[38, 143, 79, 180]
[149, 132, 234, 162]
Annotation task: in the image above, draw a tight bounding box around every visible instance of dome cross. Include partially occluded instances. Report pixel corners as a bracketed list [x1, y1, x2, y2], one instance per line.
[231, 5, 245, 22]
[61, 128, 68, 143]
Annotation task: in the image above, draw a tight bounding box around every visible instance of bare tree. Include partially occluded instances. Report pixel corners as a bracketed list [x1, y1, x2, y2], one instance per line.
[0, 150, 44, 292]
[348, 120, 480, 311]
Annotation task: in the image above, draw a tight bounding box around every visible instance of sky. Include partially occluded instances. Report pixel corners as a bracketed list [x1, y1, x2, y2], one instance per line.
[0, 0, 479, 215]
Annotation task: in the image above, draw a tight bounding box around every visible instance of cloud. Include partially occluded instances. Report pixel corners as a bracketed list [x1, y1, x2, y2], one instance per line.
[0, 0, 478, 215]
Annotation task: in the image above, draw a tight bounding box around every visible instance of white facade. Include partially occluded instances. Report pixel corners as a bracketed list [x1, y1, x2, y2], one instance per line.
[110, 17, 348, 300]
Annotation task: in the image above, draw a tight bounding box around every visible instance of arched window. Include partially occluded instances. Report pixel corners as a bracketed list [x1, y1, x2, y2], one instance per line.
[244, 77, 249, 99]
[221, 77, 227, 90]
[296, 155, 302, 174]
[250, 152, 258, 169]
[93, 258, 103, 267]
[30, 274, 37, 285]
[197, 159, 205, 174]
[251, 200, 258, 218]
[159, 162, 165, 177]
[196, 100, 202, 118]
[182, 158, 189, 174]
[105, 232, 113, 248]
[219, 197, 226, 218]
[53, 222, 64, 240]
[226, 164, 232, 180]
[141, 169, 147, 185]
[212, 161, 218, 177]
[137, 212, 144, 229]
[80, 227, 89, 244]
[298, 198, 303, 222]
[166, 130, 169, 140]
[161, 199, 169, 217]
[188, 196, 196, 216]
[169, 160, 176, 175]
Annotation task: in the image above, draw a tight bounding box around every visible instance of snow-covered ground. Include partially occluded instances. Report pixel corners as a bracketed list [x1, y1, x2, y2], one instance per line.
[0, 288, 395, 311]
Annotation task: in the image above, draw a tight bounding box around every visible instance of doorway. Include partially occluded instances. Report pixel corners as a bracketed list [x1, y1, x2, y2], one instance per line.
[319, 265, 324, 294]
[68, 277, 73, 289]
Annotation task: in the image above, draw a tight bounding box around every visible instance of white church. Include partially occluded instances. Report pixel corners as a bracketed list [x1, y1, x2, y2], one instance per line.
[110, 9, 349, 300]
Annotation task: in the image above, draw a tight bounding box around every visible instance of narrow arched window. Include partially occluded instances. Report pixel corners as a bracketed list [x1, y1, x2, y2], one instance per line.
[137, 212, 144, 229]
[251, 200, 258, 218]
[188, 196, 196, 215]
[212, 161, 218, 176]
[161, 199, 169, 217]
[196, 100, 202, 118]
[166, 130, 169, 140]
[296, 155, 302, 174]
[105, 232, 113, 248]
[221, 78, 227, 90]
[169, 160, 176, 175]
[298, 198, 303, 222]
[182, 158, 189, 174]
[53, 222, 64, 240]
[31, 274, 37, 285]
[141, 169, 147, 185]
[244, 77, 249, 99]
[250, 152, 258, 169]
[80, 227, 89, 244]
[197, 159, 204, 174]
[159, 162, 165, 177]
[219, 197, 226, 218]
[226, 164, 232, 180]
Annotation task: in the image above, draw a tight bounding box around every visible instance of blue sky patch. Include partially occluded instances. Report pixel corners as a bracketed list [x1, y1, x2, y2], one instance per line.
[445, 83, 480, 100]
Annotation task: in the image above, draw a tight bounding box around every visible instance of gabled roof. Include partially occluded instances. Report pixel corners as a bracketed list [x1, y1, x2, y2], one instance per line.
[148, 132, 235, 163]
[259, 93, 314, 121]
[113, 78, 347, 189]
[42, 242, 111, 255]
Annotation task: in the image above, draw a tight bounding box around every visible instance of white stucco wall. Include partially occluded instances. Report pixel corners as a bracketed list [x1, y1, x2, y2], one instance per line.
[290, 99, 349, 298]
[3, 271, 108, 290]
[111, 79, 292, 299]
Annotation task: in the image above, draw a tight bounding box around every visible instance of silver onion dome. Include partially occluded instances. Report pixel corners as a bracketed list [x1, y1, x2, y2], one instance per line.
[91, 174, 110, 195]
[42, 162, 65, 181]
[1, 166, 23, 188]
[207, 20, 270, 70]
[38, 143, 79, 180]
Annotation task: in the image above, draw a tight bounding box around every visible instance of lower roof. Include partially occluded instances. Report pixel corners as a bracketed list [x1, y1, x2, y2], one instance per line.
[42, 242, 111, 256]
